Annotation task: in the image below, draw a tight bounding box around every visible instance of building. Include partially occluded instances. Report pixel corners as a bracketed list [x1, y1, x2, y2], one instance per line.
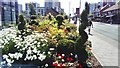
[1, 0, 18, 26]
[0, 0, 2, 27]
[102, 4, 120, 24]
[37, 7, 45, 16]
[103, 0, 116, 6]
[45, 8, 59, 16]
[25, 2, 40, 18]
[93, 2, 102, 18]
[44, 0, 62, 15]
[89, 3, 96, 14]
[18, 4, 23, 15]
[45, 0, 53, 9]
[53, 2, 61, 12]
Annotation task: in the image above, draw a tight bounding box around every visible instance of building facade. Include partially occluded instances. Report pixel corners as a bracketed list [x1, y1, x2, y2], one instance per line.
[37, 7, 45, 16]
[103, 0, 116, 6]
[44, 0, 62, 14]
[25, 2, 40, 18]
[18, 4, 22, 15]
[1, 0, 18, 26]
[102, 4, 120, 24]
[0, 0, 2, 26]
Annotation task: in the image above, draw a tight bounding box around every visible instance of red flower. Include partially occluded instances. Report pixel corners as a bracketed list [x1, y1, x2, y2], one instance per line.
[70, 58, 73, 61]
[79, 64, 83, 68]
[52, 63, 58, 66]
[64, 29, 68, 33]
[89, 48, 92, 50]
[60, 63, 63, 67]
[67, 58, 73, 61]
[61, 56, 64, 59]
[58, 54, 61, 56]
[67, 58, 70, 61]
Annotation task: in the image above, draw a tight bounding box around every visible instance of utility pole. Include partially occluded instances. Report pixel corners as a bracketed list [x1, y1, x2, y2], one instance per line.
[79, 0, 81, 15]
[69, 2, 71, 15]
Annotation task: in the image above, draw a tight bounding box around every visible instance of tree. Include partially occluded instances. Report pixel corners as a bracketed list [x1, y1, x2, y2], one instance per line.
[18, 15, 25, 32]
[75, 1, 90, 67]
[118, 1, 120, 5]
[85, 2, 90, 14]
[29, 3, 36, 15]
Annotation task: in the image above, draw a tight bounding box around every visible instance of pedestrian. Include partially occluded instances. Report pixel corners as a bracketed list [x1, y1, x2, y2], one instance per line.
[88, 19, 93, 35]
[74, 14, 77, 24]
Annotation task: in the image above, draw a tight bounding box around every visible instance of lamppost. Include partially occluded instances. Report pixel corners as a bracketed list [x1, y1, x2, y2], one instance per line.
[79, 0, 81, 17]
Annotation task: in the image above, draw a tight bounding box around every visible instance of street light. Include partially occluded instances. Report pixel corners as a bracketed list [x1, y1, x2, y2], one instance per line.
[69, 2, 71, 15]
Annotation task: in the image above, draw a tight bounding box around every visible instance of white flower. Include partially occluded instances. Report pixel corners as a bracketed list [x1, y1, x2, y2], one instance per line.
[42, 44, 46, 47]
[33, 47, 37, 53]
[1, 61, 6, 65]
[6, 58, 14, 63]
[3, 55, 8, 59]
[48, 51, 51, 54]
[7, 63, 12, 67]
[0, 39, 4, 44]
[43, 52, 45, 54]
[37, 42, 41, 45]
[34, 41, 37, 44]
[27, 48, 32, 55]
[62, 54, 65, 56]
[38, 54, 46, 61]
[45, 64, 48, 67]
[25, 55, 31, 60]
[62, 59, 65, 62]
[70, 53, 73, 56]
[37, 44, 40, 47]
[58, 56, 61, 59]
[33, 55, 37, 60]
[37, 51, 40, 55]
[8, 53, 14, 59]
[30, 56, 34, 60]
[0, 46, 4, 48]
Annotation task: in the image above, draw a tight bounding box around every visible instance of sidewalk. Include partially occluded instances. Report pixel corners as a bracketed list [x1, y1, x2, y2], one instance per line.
[87, 26, 118, 66]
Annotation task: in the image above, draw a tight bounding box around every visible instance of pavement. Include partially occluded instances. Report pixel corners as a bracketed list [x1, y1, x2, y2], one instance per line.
[86, 22, 119, 67]
[71, 20, 119, 67]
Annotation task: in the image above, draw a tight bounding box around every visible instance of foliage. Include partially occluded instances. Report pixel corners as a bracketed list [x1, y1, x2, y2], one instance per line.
[0, 13, 94, 67]
[85, 2, 90, 14]
[29, 3, 36, 15]
[58, 39, 74, 47]
[0, 27, 51, 66]
[18, 15, 26, 30]
[81, 10, 88, 27]
[118, 1, 120, 5]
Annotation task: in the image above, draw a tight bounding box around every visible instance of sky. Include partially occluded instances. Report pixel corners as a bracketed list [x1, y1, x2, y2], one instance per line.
[18, 0, 101, 15]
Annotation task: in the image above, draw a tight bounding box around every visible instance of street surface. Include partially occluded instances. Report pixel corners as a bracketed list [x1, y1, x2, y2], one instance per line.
[87, 22, 119, 67]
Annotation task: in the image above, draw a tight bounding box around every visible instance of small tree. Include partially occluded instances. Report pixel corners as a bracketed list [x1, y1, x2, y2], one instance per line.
[75, 1, 90, 67]
[85, 2, 90, 14]
[29, 3, 36, 15]
[18, 15, 25, 30]
[118, 1, 120, 5]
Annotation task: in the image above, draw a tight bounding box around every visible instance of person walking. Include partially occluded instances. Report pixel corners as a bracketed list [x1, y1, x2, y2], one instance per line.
[88, 19, 93, 35]
[74, 14, 77, 24]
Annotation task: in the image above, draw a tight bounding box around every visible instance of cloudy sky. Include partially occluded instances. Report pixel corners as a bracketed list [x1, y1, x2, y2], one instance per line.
[18, 0, 101, 15]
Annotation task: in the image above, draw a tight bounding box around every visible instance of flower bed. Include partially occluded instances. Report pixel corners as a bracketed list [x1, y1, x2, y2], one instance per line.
[0, 15, 101, 68]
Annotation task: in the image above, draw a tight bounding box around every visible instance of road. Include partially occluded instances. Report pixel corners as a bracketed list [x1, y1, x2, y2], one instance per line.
[87, 22, 119, 67]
